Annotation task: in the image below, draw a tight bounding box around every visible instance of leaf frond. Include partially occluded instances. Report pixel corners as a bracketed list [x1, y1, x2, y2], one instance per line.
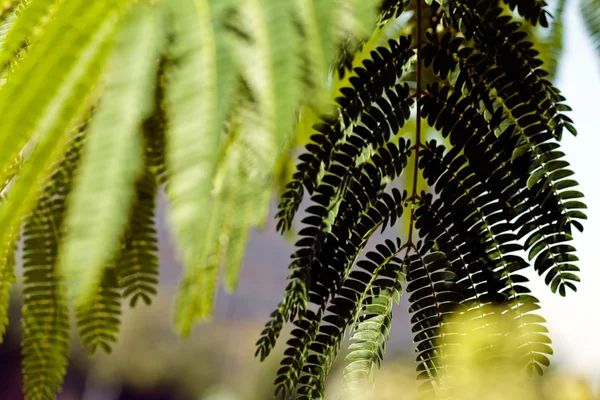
[75, 266, 122, 357]
[20, 126, 85, 400]
[340, 238, 407, 398]
[501, 0, 550, 27]
[60, 3, 160, 306]
[162, 0, 236, 336]
[581, 0, 600, 60]
[276, 35, 414, 233]
[0, 0, 56, 71]
[405, 245, 464, 389]
[116, 169, 159, 308]
[0, 0, 124, 269]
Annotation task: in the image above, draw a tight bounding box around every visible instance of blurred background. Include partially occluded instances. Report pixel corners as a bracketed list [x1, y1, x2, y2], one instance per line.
[1, 1, 600, 399]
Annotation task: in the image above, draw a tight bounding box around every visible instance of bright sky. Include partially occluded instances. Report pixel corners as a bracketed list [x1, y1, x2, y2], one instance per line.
[528, 0, 600, 383]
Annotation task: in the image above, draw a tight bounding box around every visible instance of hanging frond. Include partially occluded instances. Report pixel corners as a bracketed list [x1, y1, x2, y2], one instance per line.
[0, 154, 20, 344]
[174, 82, 274, 324]
[21, 126, 85, 400]
[541, 0, 566, 78]
[421, 31, 586, 295]
[259, 1, 586, 399]
[0, 0, 124, 274]
[219, 152, 256, 292]
[260, 187, 408, 399]
[276, 35, 414, 233]
[447, 0, 575, 142]
[75, 266, 122, 356]
[174, 149, 240, 322]
[264, 190, 410, 399]
[113, 55, 165, 309]
[405, 245, 464, 389]
[142, 59, 168, 185]
[60, 4, 160, 306]
[240, 0, 298, 150]
[22, 198, 71, 400]
[0, 0, 56, 70]
[171, 87, 270, 332]
[162, 0, 237, 336]
[340, 239, 407, 398]
[501, 0, 550, 27]
[294, 0, 337, 108]
[116, 170, 160, 308]
[279, 85, 414, 324]
[0, 207, 16, 344]
[581, 0, 600, 59]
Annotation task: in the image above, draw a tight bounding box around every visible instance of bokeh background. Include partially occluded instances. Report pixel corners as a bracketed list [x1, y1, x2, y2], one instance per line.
[1, 1, 600, 399]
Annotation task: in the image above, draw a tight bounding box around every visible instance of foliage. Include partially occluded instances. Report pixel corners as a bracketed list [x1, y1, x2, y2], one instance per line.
[0, 0, 593, 399]
[582, 0, 600, 59]
[257, 0, 589, 399]
[329, 310, 599, 400]
[0, 0, 379, 398]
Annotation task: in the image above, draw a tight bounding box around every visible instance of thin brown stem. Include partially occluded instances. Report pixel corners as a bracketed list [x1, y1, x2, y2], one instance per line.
[407, 0, 423, 246]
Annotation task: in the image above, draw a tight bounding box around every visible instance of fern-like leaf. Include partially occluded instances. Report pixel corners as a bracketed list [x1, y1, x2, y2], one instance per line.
[421, 43, 586, 295]
[142, 59, 169, 185]
[116, 169, 159, 308]
[542, 0, 565, 78]
[0, 154, 20, 343]
[21, 128, 85, 400]
[76, 266, 122, 356]
[405, 245, 464, 389]
[162, 0, 236, 336]
[22, 205, 71, 400]
[501, 0, 550, 27]
[219, 154, 254, 292]
[582, 0, 600, 59]
[240, 0, 299, 149]
[448, 0, 574, 141]
[0, 215, 16, 344]
[294, 0, 337, 108]
[276, 35, 413, 232]
[60, 4, 160, 306]
[340, 239, 406, 398]
[268, 191, 408, 399]
[115, 62, 165, 307]
[0, 0, 124, 270]
[0, 0, 55, 70]
[260, 2, 586, 398]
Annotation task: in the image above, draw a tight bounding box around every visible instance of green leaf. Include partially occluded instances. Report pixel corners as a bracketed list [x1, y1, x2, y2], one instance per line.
[60, 4, 160, 306]
[22, 206, 71, 400]
[164, 0, 235, 336]
[0, 0, 124, 271]
[75, 265, 122, 357]
[221, 161, 253, 292]
[0, 221, 16, 344]
[581, 0, 600, 60]
[116, 170, 160, 308]
[295, 0, 336, 107]
[240, 0, 299, 150]
[342, 288, 394, 397]
[344, 0, 380, 38]
[542, 0, 566, 78]
[20, 128, 85, 400]
[0, 0, 55, 70]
